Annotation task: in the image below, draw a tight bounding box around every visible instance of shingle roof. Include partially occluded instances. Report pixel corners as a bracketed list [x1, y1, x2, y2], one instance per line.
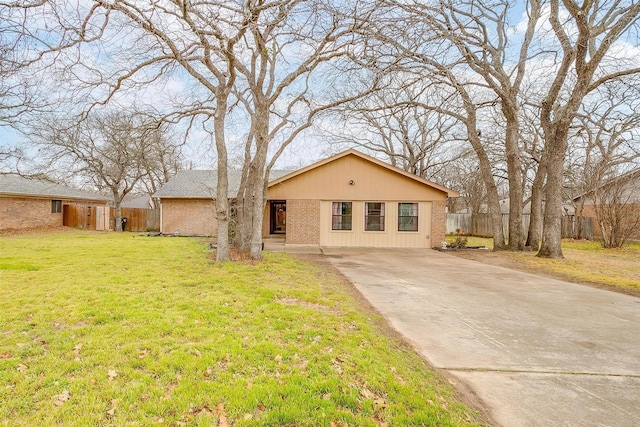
[153, 169, 292, 199]
[0, 174, 109, 201]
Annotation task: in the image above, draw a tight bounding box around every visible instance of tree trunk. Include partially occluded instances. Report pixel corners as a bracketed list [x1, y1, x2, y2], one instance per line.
[248, 105, 270, 260]
[113, 189, 123, 232]
[505, 117, 524, 250]
[466, 128, 506, 250]
[525, 163, 545, 250]
[537, 131, 567, 258]
[213, 97, 230, 262]
[235, 103, 270, 260]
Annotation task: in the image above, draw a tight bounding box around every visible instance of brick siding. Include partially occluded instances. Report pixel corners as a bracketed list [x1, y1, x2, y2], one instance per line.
[285, 199, 320, 244]
[581, 203, 640, 240]
[431, 200, 446, 247]
[0, 197, 61, 230]
[161, 198, 217, 236]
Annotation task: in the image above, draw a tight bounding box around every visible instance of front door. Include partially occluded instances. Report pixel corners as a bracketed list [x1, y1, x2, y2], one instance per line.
[270, 201, 286, 234]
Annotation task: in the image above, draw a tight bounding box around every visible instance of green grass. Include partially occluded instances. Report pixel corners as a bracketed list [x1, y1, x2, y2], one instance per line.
[446, 235, 640, 291]
[0, 231, 481, 426]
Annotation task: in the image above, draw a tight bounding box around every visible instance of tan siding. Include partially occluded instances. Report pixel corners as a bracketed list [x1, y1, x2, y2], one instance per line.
[319, 201, 432, 248]
[268, 155, 448, 201]
[161, 199, 217, 236]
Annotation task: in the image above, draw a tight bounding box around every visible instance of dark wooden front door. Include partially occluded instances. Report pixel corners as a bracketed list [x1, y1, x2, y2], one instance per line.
[270, 201, 286, 234]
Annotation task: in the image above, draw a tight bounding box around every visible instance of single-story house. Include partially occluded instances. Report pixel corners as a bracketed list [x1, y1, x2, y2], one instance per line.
[153, 149, 459, 249]
[0, 174, 110, 231]
[573, 168, 640, 240]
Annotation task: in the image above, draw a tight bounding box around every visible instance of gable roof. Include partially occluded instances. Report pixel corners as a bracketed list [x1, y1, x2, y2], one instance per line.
[121, 194, 153, 209]
[153, 169, 292, 199]
[0, 174, 109, 202]
[572, 168, 640, 203]
[268, 149, 459, 197]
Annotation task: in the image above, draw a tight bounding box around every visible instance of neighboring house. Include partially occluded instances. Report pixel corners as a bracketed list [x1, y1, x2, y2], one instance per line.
[121, 194, 154, 209]
[0, 174, 109, 231]
[154, 149, 459, 248]
[573, 168, 640, 240]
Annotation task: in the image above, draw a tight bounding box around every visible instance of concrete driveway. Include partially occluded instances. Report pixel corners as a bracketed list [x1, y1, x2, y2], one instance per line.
[324, 248, 640, 427]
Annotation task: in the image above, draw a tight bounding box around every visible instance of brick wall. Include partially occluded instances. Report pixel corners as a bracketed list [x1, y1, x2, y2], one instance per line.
[0, 197, 61, 230]
[285, 199, 320, 244]
[161, 198, 217, 236]
[431, 200, 446, 247]
[581, 203, 640, 240]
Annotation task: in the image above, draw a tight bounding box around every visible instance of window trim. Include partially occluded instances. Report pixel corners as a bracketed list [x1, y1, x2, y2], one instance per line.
[331, 201, 353, 231]
[398, 202, 419, 232]
[364, 202, 385, 232]
[51, 200, 62, 214]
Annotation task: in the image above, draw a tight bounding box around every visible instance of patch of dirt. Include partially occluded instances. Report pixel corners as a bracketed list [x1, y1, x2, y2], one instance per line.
[274, 297, 339, 314]
[0, 225, 71, 237]
[444, 250, 640, 299]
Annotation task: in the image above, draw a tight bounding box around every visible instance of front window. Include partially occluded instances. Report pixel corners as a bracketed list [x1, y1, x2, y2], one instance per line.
[398, 203, 418, 231]
[332, 202, 352, 230]
[51, 200, 62, 213]
[365, 202, 385, 231]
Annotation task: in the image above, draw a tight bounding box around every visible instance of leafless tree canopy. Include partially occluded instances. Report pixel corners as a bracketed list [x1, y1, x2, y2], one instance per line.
[26, 111, 178, 231]
[3, 0, 640, 257]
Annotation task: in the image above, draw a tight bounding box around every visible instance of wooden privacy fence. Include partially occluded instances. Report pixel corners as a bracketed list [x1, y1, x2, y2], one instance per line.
[109, 208, 160, 232]
[446, 213, 593, 240]
[63, 204, 109, 230]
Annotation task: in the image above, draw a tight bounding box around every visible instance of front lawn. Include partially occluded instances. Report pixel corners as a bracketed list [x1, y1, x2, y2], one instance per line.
[0, 231, 482, 426]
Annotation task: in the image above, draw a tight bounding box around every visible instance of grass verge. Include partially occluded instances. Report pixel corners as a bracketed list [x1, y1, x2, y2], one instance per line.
[445, 236, 640, 295]
[1, 231, 483, 426]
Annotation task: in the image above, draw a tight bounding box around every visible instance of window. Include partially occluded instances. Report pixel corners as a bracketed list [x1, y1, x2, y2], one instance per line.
[398, 203, 418, 231]
[365, 202, 385, 231]
[332, 202, 352, 230]
[51, 200, 62, 213]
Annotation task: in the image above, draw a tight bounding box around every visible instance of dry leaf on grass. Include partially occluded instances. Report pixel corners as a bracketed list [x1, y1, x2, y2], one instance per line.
[106, 399, 119, 416]
[17, 363, 28, 372]
[214, 403, 229, 427]
[73, 343, 83, 361]
[373, 416, 389, 427]
[203, 366, 213, 378]
[53, 390, 70, 406]
[107, 369, 118, 380]
[0, 352, 11, 359]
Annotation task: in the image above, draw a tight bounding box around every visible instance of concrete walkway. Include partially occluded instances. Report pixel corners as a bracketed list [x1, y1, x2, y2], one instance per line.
[322, 248, 640, 427]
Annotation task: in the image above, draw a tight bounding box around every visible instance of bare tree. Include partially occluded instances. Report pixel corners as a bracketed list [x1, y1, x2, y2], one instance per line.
[592, 169, 640, 248]
[227, 1, 381, 259]
[136, 127, 183, 209]
[537, 0, 640, 258]
[12, 0, 380, 260]
[386, 0, 542, 251]
[352, 6, 509, 249]
[327, 84, 460, 179]
[439, 149, 487, 215]
[26, 111, 171, 231]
